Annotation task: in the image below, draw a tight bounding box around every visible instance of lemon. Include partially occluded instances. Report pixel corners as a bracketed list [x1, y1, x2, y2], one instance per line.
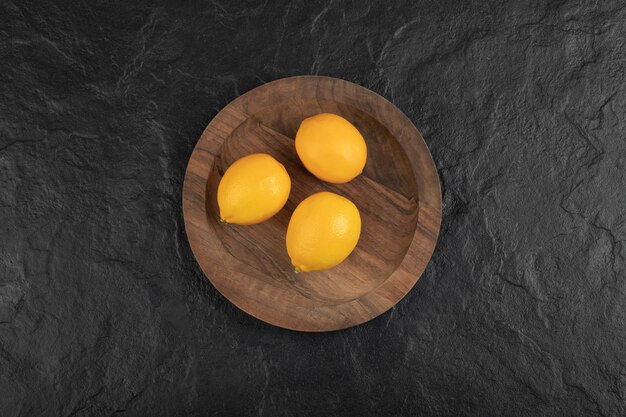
[295, 113, 367, 184]
[286, 191, 361, 272]
[217, 153, 291, 225]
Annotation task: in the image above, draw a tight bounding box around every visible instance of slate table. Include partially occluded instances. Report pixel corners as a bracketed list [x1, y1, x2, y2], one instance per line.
[1, 1, 625, 416]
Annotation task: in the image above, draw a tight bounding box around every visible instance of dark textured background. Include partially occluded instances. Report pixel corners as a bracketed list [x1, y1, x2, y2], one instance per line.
[1, 1, 625, 416]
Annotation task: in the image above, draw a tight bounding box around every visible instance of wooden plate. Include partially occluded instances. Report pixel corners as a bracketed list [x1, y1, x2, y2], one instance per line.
[183, 76, 441, 332]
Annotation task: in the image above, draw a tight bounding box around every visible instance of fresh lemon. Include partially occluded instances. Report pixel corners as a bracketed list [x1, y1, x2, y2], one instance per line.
[295, 113, 367, 184]
[286, 191, 361, 272]
[217, 153, 291, 225]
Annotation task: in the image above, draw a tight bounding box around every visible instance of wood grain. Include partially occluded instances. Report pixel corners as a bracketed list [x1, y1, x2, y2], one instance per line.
[183, 76, 441, 331]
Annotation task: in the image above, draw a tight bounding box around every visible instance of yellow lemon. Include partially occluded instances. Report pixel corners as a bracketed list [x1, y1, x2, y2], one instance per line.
[295, 113, 367, 184]
[217, 153, 291, 225]
[286, 191, 361, 272]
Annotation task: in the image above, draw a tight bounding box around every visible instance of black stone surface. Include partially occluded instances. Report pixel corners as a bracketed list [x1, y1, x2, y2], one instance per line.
[1, 1, 625, 416]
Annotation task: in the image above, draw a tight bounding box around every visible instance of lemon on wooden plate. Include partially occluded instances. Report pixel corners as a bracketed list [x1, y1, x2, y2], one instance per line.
[295, 113, 367, 184]
[286, 191, 361, 272]
[217, 153, 291, 225]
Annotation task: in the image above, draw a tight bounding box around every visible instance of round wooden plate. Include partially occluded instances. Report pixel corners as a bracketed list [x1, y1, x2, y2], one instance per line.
[183, 76, 441, 332]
